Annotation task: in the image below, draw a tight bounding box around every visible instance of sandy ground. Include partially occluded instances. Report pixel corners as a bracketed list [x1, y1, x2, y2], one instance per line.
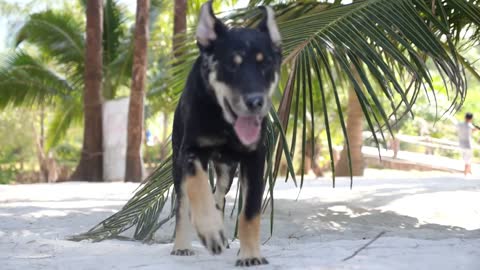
[1, 170, 480, 269]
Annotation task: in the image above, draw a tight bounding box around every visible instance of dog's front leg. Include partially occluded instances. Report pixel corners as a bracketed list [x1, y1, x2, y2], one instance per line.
[183, 152, 227, 255]
[236, 150, 268, 267]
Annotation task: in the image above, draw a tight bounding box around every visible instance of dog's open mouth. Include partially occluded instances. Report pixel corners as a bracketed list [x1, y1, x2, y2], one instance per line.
[224, 98, 262, 146]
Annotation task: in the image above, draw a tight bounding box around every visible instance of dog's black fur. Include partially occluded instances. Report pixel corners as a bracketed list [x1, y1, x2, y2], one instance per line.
[170, 1, 281, 266]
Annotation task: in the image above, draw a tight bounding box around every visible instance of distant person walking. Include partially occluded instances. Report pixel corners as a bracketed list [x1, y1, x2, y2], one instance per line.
[457, 113, 479, 175]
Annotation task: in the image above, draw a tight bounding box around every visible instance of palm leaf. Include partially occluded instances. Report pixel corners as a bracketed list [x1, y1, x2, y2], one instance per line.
[0, 51, 75, 109]
[102, 0, 133, 99]
[276, 0, 470, 181]
[69, 156, 175, 242]
[16, 10, 84, 73]
[103, 0, 128, 65]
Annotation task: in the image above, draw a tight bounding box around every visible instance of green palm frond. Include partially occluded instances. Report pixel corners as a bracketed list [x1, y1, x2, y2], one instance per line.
[16, 10, 85, 71]
[440, 0, 480, 43]
[0, 53, 81, 159]
[103, 0, 132, 99]
[69, 156, 175, 242]
[0, 51, 74, 109]
[74, 0, 480, 242]
[2, 0, 140, 146]
[104, 0, 129, 65]
[274, 0, 473, 185]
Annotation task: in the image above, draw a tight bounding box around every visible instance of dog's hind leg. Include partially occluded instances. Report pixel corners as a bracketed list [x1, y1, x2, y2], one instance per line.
[171, 193, 195, 256]
[213, 162, 237, 213]
[236, 150, 268, 267]
[213, 162, 237, 249]
[183, 152, 227, 255]
[171, 150, 195, 256]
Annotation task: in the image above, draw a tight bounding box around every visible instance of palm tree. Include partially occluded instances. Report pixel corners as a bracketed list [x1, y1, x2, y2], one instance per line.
[70, 0, 104, 181]
[125, 0, 150, 182]
[155, 0, 186, 161]
[0, 0, 189, 181]
[0, 0, 137, 181]
[335, 87, 365, 176]
[72, 0, 480, 241]
[0, 1, 133, 144]
[173, 0, 187, 56]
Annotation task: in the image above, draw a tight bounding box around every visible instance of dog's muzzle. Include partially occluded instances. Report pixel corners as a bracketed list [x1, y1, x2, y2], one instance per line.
[226, 94, 270, 146]
[244, 94, 265, 114]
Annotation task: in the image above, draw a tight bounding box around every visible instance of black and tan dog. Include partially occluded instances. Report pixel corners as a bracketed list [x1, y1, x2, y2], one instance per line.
[170, 1, 281, 266]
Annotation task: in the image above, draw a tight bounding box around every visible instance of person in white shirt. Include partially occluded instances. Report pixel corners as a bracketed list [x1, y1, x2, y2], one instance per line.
[457, 113, 479, 175]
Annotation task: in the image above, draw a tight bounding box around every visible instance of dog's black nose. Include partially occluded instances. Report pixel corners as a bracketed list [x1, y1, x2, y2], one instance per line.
[245, 95, 264, 112]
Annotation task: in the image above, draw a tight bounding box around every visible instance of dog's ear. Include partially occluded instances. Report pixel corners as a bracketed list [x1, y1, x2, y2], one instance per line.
[196, 1, 226, 48]
[258, 6, 281, 48]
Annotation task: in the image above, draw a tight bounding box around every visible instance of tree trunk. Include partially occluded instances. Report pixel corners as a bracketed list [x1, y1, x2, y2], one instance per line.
[35, 130, 48, 182]
[159, 112, 170, 160]
[125, 0, 150, 182]
[71, 0, 104, 182]
[40, 105, 45, 150]
[302, 137, 313, 173]
[161, 0, 186, 162]
[335, 87, 365, 177]
[173, 0, 187, 58]
[38, 106, 48, 181]
[301, 137, 324, 177]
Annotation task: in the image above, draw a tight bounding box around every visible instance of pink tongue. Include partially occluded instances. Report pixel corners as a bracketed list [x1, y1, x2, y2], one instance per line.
[234, 116, 261, 145]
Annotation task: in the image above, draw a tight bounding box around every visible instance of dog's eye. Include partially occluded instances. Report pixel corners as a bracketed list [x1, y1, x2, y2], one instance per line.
[258, 54, 272, 67]
[256, 53, 264, 62]
[233, 54, 243, 65]
[223, 54, 242, 72]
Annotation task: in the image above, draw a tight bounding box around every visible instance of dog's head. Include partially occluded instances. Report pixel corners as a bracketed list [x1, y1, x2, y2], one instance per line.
[196, 1, 282, 147]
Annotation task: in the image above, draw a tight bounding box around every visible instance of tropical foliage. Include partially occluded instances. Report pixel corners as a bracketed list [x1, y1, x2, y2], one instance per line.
[0, 109, 37, 184]
[0, 0, 133, 151]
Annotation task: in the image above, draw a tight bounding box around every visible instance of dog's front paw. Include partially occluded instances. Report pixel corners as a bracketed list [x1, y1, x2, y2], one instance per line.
[194, 212, 227, 255]
[197, 227, 227, 255]
[235, 257, 269, 267]
[171, 249, 195, 256]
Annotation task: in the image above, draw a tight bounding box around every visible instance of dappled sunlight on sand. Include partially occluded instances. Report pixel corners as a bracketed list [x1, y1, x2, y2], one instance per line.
[380, 191, 480, 230]
[1, 171, 479, 269]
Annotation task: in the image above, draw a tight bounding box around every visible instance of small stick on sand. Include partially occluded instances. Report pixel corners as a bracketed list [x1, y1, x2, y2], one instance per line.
[342, 231, 386, 262]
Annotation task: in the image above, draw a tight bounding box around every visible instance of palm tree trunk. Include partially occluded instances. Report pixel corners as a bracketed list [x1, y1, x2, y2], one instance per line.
[334, 0, 364, 178]
[159, 112, 170, 160]
[303, 136, 323, 177]
[38, 105, 47, 181]
[173, 0, 186, 58]
[39, 105, 45, 150]
[157, 0, 185, 162]
[335, 87, 365, 177]
[71, 0, 104, 182]
[125, 0, 150, 182]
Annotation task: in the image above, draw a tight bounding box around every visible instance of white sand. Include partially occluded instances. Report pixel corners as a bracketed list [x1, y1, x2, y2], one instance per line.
[1, 171, 480, 269]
